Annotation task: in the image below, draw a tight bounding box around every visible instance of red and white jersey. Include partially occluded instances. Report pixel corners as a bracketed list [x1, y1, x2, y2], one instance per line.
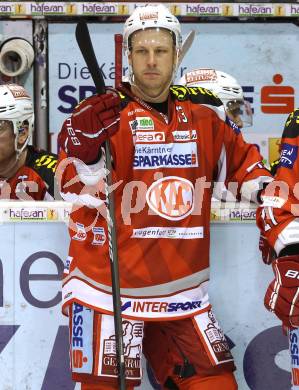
[59, 85, 271, 320]
[257, 108, 299, 256]
[0, 145, 57, 200]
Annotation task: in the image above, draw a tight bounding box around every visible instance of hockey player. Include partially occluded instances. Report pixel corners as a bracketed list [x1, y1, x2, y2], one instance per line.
[57, 4, 273, 389]
[0, 83, 57, 200]
[179, 68, 252, 130]
[257, 108, 299, 388]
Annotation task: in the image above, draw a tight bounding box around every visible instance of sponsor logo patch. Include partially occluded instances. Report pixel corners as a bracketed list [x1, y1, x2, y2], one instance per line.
[279, 143, 298, 169]
[129, 117, 154, 132]
[71, 303, 93, 374]
[133, 142, 198, 169]
[135, 131, 165, 143]
[139, 11, 158, 21]
[131, 226, 203, 239]
[7, 84, 30, 99]
[290, 328, 299, 384]
[172, 130, 197, 141]
[146, 176, 194, 220]
[101, 319, 143, 379]
[91, 227, 106, 246]
[185, 69, 217, 84]
[121, 300, 202, 313]
[194, 309, 233, 365]
[72, 223, 87, 241]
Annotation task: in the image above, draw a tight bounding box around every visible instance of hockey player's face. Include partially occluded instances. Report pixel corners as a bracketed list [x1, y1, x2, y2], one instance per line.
[226, 101, 244, 128]
[0, 120, 15, 164]
[0, 120, 28, 178]
[227, 110, 243, 128]
[129, 28, 176, 100]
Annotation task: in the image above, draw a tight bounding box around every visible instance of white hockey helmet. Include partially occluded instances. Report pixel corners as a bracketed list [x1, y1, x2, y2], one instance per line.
[124, 4, 182, 52]
[123, 4, 182, 88]
[0, 83, 34, 155]
[179, 68, 252, 127]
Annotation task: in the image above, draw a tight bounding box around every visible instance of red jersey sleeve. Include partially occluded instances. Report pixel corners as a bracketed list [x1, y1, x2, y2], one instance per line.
[257, 108, 299, 255]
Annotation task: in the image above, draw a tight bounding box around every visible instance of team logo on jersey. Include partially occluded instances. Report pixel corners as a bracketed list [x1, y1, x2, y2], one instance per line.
[129, 117, 154, 133]
[135, 131, 165, 143]
[172, 130, 197, 142]
[146, 176, 194, 220]
[72, 223, 87, 241]
[133, 142, 198, 169]
[279, 143, 298, 169]
[91, 227, 106, 246]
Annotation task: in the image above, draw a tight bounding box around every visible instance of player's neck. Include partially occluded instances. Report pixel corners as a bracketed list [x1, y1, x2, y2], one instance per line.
[131, 84, 169, 103]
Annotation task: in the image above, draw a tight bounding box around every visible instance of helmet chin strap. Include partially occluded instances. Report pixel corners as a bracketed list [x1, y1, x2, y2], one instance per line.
[14, 125, 30, 160]
[129, 50, 180, 103]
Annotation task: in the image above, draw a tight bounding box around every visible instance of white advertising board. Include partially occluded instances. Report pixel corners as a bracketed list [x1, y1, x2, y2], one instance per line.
[0, 203, 291, 389]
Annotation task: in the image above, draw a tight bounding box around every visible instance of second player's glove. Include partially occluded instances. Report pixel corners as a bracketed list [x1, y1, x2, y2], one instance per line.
[58, 90, 120, 163]
[264, 255, 299, 328]
[259, 234, 276, 265]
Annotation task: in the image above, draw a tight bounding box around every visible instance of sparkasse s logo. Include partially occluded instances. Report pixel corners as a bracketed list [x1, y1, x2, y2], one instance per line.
[72, 303, 87, 369]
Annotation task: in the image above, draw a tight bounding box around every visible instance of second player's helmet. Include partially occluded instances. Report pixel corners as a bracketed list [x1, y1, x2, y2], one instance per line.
[179, 68, 252, 127]
[0, 84, 34, 155]
[123, 4, 182, 83]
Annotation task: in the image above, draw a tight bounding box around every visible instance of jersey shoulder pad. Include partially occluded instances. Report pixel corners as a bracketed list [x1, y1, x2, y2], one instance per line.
[282, 108, 299, 139]
[26, 146, 58, 194]
[170, 85, 223, 107]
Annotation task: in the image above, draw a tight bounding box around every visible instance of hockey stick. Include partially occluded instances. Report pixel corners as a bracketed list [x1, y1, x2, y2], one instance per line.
[114, 34, 123, 89]
[178, 30, 195, 67]
[75, 21, 126, 390]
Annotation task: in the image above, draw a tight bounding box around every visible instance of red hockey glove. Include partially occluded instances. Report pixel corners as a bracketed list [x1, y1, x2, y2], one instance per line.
[58, 90, 120, 163]
[264, 255, 299, 328]
[259, 234, 276, 265]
